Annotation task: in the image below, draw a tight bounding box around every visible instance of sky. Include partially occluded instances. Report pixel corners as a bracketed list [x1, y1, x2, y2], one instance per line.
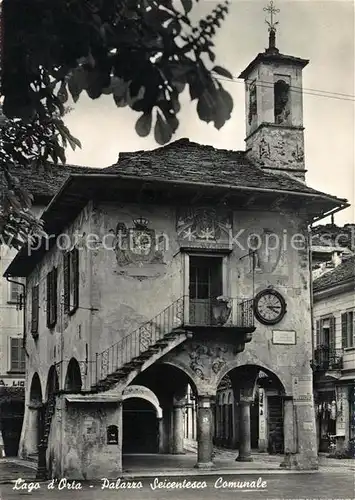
[64, 0, 355, 226]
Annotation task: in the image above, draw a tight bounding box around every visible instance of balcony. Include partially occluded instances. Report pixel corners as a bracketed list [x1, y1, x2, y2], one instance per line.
[188, 297, 255, 331]
[313, 346, 344, 371]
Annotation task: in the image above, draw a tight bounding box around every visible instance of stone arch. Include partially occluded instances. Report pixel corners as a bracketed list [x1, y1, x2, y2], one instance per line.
[45, 365, 59, 400]
[64, 358, 82, 392]
[123, 385, 162, 418]
[216, 361, 287, 395]
[29, 372, 43, 404]
[158, 360, 199, 397]
[227, 392, 232, 404]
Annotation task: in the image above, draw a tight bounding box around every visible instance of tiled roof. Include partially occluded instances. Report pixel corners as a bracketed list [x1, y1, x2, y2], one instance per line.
[0, 162, 101, 201]
[104, 138, 343, 200]
[313, 256, 355, 292]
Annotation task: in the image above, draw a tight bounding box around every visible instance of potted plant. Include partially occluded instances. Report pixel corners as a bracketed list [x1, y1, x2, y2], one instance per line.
[212, 296, 232, 325]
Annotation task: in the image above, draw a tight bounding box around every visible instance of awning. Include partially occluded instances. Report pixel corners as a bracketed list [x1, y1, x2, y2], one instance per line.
[336, 374, 355, 383]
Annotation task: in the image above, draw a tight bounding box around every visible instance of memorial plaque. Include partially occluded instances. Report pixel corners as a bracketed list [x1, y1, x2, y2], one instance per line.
[272, 330, 296, 345]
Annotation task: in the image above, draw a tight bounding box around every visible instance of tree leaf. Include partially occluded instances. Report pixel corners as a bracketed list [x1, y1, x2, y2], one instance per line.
[197, 90, 214, 124]
[154, 112, 172, 145]
[135, 112, 152, 137]
[212, 65, 234, 79]
[181, 0, 193, 14]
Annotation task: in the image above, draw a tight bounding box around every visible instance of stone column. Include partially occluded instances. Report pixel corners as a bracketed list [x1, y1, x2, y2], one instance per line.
[25, 405, 40, 456]
[162, 406, 172, 453]
[172, 402, 185, 454]
[158, 418, 164, 453]
[283, 396, 295, 453]
[236, 399, 253, 462]
[195, 396, 214, 469]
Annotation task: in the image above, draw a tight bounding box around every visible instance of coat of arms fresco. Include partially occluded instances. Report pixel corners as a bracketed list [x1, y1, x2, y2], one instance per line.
[177, 208, 232, 246]
[114, 217, 165, 267]
[248, 229, 282, 274]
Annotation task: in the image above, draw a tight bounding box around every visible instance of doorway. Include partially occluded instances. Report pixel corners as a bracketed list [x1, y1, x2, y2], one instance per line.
[123, 398, 159, 453]
[189, 256, 223, 325]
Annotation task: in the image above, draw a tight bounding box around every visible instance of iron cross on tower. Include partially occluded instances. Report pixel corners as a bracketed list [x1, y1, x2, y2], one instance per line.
[264, 1, 280, 51]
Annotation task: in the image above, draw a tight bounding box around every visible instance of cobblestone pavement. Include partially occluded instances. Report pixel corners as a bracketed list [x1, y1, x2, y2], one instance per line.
[0, 472, 354, 500]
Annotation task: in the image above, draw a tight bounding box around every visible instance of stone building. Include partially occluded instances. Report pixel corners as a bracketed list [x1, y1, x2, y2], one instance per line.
[312, 255, 355, 453]
[4, 30, 349, 478]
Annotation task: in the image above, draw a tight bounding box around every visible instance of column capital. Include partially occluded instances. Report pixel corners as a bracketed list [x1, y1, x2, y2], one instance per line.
[239, 397, 253, 404]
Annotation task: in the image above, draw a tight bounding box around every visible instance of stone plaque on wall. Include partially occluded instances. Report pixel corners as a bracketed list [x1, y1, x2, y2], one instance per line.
[272, 330, 296, 345]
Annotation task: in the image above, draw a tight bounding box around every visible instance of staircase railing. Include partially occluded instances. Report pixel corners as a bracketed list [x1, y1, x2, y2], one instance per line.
[36, 392, 56, 480]
[94, 295, 255, 386]
[95, 296, 186, 384]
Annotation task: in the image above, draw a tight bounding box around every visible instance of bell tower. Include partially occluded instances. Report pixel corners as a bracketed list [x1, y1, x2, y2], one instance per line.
[240, 2, 309, 181]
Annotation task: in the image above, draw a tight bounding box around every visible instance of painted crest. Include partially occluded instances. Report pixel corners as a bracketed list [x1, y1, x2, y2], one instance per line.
[249, 228, 282, 274]
[177, 208, 231, 245]
[114, 217, 164, 267]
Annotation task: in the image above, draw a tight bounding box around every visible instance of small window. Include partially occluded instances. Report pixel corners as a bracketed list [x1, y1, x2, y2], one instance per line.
[342, 311, 354, 348]
[8, 280, 22, 304]
[63, 248, 79, 315]
[31, 285, 39, 336]
[46, 268, 58, 328]
[248, 81, 257, 125]
[10, 338, 25, 372]
[274, 79, 290, 124]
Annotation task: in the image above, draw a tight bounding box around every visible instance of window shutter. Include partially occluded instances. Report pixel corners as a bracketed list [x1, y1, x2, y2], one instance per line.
[52, 267, 58, 326]
[329, 316, 336, 350]
[46, 272, 51, 328]
[316, 320, 320, 347]
[46, 268, 57, 328]
[341, 313, 348, 349]
[348, 311, 355, 347]
[31, 285, 39, 334]
[63, 252, 70, 314]
[72, 248, 79, 313]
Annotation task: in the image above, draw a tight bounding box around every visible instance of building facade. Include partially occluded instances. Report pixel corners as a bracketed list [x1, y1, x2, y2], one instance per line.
[0, 244, 25, 456]
[312, 256, 355, 454]
[4, 33, 349, 479]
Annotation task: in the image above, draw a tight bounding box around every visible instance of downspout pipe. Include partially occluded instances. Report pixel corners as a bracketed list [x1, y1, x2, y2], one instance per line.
[307, 228, 315, 368]
[6, 276, 28, 357]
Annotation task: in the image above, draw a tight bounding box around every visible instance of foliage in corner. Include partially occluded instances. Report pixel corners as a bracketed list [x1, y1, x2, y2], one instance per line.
[0, 0, 233, 246]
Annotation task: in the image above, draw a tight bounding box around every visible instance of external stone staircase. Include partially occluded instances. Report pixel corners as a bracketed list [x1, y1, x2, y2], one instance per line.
[91, 296, 191, 392]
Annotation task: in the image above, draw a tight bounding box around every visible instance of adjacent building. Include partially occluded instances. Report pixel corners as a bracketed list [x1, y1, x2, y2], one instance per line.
[312, 255, 355, 453]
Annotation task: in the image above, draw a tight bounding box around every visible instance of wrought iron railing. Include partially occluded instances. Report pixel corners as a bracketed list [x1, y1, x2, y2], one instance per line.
[188, 297, 254, 329]
[94, 295, 255, 385]
[313, 346, 343, 371]
[95, 296, 185, 384]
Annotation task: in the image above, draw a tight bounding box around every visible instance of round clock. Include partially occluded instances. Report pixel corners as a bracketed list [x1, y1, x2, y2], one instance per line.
[253, 289, 287, 325]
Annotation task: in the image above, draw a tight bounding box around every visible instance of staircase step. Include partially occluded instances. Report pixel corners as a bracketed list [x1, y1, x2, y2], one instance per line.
[155, 339, 169, 347]
[146, 347, 160, 353]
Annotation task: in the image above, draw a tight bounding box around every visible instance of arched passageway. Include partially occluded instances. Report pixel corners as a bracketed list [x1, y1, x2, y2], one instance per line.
[122, 363, 198, 468]
[64, 358, 82, 392]
[123, 398, 159, 453]
[215, 365, 286, 460]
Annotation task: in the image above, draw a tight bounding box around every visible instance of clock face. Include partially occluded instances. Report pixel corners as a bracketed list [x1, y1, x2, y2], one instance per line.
[253, 289, 286, 325]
